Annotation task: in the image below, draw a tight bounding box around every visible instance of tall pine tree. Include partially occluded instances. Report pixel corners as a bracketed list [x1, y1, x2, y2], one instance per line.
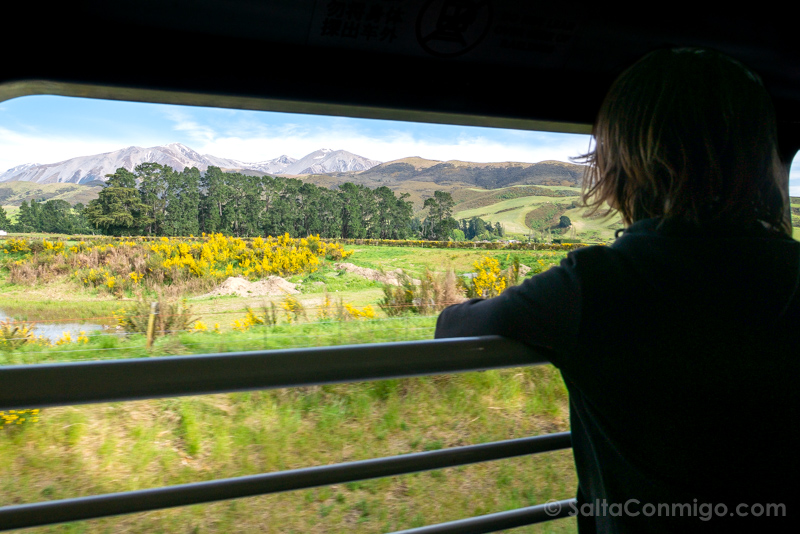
[84, 169, 149, 235]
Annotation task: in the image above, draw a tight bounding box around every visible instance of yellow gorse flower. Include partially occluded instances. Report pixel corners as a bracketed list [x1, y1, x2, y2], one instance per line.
[8, 233, 354, 291]
[343, 303, 376, 320]
[471, 256, 506, 298]
[0, 409, 40, 429]
[55, 331, 73, 345]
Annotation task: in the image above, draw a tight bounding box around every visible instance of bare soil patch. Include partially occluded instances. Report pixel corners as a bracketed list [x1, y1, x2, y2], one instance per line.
[202, 276, 299, 298]
[333, 262, 407, 286]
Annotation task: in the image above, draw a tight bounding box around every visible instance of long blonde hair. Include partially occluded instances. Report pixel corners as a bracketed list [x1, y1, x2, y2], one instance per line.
[578, 48, 790, 235]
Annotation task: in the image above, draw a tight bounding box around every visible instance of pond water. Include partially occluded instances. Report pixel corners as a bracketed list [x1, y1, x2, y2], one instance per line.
[0, 311, 107, 343]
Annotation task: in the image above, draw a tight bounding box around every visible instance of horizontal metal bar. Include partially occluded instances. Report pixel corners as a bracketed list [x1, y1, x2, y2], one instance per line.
[0, 432, 571, 531]
[391, 499, 577, 534]
[0, 336, 549, 410]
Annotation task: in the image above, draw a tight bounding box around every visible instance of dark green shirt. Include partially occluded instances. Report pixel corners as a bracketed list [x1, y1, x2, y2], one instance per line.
[435, 218, 800, 532]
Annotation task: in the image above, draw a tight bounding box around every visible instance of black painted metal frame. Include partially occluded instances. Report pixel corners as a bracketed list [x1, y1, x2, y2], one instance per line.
[0, 336, 574, 532]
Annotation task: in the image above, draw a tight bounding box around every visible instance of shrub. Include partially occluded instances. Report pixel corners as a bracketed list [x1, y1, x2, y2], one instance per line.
[114, 297, 196, 338]
[0, 319, 37, 351]
[7, 261, 38, 285]
[316, 293, 334, 321]
[464, 255, 507, 299]
[379, 269, 462, 316]
[4, 233, 354, 295]
[281, 295, 307, 324]
[379, 277, 416, 317]
[504, 256, 522, 286]
[343, 303, 376, 320]
[232, 306, 277, 332]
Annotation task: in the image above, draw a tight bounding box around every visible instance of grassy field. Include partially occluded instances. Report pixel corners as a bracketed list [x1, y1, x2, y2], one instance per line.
[455, 196, 576, 235]
[0, 181, 102, 208]
[790, 198, 800, 240]
[451, 185, 621, 242]
[337, 246, 567, 278]
[0, 237, 577, 533]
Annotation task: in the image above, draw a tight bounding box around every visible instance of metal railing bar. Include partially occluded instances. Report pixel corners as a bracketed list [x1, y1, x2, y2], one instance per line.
[390, 499, 577, 534]
[0, 336, 550, 411]
[0, 433, 572, 532]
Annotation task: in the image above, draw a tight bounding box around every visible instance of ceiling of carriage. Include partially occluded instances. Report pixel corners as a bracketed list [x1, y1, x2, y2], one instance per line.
[2, 1, 800, 150]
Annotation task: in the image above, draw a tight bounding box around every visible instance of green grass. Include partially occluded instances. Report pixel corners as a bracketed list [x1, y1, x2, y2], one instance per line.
[0, 315, 441, 365]
[0, 181, 102, 208]
[2, 204, 19, 222]
[0, 241, 577, 533]
[560, 206, 622, 243]
[296, 270, 384, 293]
[1, 318, 576, 533]
[0, 296, 120, 323]
[453, 192, 621, 242]
[340, 245, 568, 278]
[455, 196, 574, 234]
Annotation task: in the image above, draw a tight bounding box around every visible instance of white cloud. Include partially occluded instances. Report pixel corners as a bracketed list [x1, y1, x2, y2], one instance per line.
[0, 123, 590, 174]
[0, 101, 594, 174]
[193, 127, 591, 165]
[789, 161, 800, 196]
[161, 108, 217, 145]
[0, 127, 126, 172]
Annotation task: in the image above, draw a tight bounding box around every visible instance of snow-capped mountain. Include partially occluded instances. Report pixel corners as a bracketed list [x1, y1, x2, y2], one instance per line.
[0, 144, 381, 184]
[279, 149, 381, 175]
[0, 162, 41, 182]
[244, 154, 299, 175]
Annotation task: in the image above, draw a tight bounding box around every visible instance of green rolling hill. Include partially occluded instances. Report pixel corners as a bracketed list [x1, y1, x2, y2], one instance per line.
[453, 185, 623, 242]
[0, 181, 102, 207]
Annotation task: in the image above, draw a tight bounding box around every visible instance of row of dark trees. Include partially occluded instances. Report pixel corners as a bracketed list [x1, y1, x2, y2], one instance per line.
[0, 165, 507, 241]
[0, 165, 511, 242]
[83, 163, 429, 239]
[420, 193, 505, 241]
[0, 164, 513, 242]
[2, 200, 94, 234]
[455, 217, 505, 241]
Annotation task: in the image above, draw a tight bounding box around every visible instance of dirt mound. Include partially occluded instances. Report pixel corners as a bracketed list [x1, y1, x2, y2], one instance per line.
[204, 276, 299, 297]
[333, 263, 406, 286]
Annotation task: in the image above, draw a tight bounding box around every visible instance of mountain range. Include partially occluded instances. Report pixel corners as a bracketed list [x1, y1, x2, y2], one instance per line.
[0, 143, 588, 210]
[0, 144, 382, 185]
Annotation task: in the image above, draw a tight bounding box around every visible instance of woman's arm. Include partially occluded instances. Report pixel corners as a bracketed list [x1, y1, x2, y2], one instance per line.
[434, 256, 583, 367]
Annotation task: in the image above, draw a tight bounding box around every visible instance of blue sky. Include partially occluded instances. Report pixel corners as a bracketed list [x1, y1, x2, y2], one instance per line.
[1, 95, 799, 195]
[0, 95, 591, 169]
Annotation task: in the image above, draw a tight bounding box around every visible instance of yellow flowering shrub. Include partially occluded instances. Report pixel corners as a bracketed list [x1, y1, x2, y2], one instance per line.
[1, 409, 40, 429]
[232, 318, 250, 332]
[343, 303, 376, 320]
[55, 331, 73, 345]
[316, 293, 334, 321]
[7, 233, 353, 293]
[467, 255, 507, 298]
[42, 239, 65, 253]
[281, 295, 307, 324]
[3, 238, 30, 253]
[0, 319, 36, 351]
[232, 307, 268, 332]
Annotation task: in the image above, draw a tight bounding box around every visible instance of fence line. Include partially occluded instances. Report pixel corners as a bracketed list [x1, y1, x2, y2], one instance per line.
[0, 336, 572, 532]
[0, 302, 463, 325]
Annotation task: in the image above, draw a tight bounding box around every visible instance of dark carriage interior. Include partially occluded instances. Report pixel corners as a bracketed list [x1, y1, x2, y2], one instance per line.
[4, 2, 800, 161]
[2, 2, 800, 532]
